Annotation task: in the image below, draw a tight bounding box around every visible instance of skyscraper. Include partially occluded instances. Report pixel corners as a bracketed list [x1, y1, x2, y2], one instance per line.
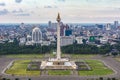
[48, 21, 52, 27]
[105, 23, 111, 31]
[32, 27, 42, 44]
[114, 21, 119, 29]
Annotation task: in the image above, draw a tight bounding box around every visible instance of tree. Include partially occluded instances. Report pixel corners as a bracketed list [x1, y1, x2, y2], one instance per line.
[99, 77, 103, 80]
[15, 78, 19, 80]
[82, 39, 87, 44]
[107, 77, 111, 80]
[112, 52, 118, 57]
[2, 78, 7, 80]
[28, 78, 31, 80]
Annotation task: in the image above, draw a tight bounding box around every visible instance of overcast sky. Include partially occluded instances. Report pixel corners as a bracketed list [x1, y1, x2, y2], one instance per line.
[0, 0, 120, 23]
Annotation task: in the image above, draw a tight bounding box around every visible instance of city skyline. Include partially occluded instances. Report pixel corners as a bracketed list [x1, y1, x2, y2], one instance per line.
[0, 0, 120, 23]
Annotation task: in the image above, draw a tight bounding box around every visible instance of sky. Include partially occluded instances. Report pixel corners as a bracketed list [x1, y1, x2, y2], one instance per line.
[0, 0, 120, 23]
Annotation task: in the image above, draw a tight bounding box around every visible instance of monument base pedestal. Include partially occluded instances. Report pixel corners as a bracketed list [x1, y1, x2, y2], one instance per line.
[40, 58, 77, 70]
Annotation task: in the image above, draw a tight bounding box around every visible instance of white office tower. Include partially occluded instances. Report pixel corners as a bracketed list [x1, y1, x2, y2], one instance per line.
[32, 27, 42, 44]
[106, 23, 111, 31]
[61, 36, 74, 46]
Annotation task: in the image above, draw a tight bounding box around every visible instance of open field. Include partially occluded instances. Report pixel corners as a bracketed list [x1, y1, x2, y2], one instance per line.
[5, 59, 113, 76]
[1, 54, 120, 80]
[70, 54, 96, 59]
[4, 53, 96, 59]
[48, 70, 71, 75]
[79, 60, 114, 76]
[5, 54, 44, 58]
[5, 60, 40, 76]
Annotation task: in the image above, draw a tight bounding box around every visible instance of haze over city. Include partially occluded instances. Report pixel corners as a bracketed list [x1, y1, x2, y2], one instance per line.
[0, 0, 120, 23]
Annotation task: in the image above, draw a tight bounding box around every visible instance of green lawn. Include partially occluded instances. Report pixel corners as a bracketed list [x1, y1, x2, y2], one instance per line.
[48, 70, 71, 75]
[5, 54, 43, 58]
[5, 57, 114, 76]
[5, 60, 40, 76]
[71, 54, 96, 59]
[79, 60, 114, 76]
[5, 53, 96, 59]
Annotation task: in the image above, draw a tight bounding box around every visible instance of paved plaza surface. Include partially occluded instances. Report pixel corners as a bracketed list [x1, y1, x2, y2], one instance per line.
[0, 55, 120, 80]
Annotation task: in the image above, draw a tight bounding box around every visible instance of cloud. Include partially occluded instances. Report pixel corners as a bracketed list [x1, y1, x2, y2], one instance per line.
[0, 9, 9, 15]
[11, 8, 30, 16]
[12, 9, 23, 13]
[15, 13, 30, 16]
[0, 2, 5, 6]
[44, 5, 58, 8]
[57, 0, 66, 2]
[15, 0, 22, 3]
[44, 6, 52, 8]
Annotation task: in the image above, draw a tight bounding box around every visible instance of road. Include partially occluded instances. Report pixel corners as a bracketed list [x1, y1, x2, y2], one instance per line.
[0, 55, 120, 80]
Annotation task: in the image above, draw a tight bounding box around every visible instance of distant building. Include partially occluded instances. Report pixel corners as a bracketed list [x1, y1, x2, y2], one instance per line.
[32, 27, 42, 44]
[19, 37, 26, 45]
[96, 24, 104, 29]
[20, 23, 25, 29]
[89, 36, 96, 42]
[27, 35, 32, 42]
[26, 35, 33, 45]
[60, 36, 74, 46]
[114, 21, 119, 29]
[51, 23, 57, 29]
[105, 23, 111, 31]
[60, 22, 65, 36]
[100, 37, 108, 44]
[65, 29, 72, 36]
[76, 36, 83, 44]
[48, 21, 52, 27]
[41, 41, 51, 46]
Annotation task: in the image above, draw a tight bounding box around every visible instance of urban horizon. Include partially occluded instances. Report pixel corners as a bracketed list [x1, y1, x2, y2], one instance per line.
[0, 0, 120, 23]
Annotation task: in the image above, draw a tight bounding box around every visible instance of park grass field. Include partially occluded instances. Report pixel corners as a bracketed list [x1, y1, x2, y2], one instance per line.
[5, 54, 43, 58]
[79, 60, 114, 76]
[48, 70, 71, 75]
[68, 54, 96, 59]
[5, 60, 40, 76]
[5, 54, 96, 59]
[5, 57, 114, 76]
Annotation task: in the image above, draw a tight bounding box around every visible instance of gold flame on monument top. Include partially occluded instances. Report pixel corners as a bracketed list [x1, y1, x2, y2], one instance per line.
[56, 13, 61, 22]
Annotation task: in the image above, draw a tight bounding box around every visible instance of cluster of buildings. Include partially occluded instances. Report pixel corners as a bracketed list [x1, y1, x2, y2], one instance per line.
[0, 21, 120, 46]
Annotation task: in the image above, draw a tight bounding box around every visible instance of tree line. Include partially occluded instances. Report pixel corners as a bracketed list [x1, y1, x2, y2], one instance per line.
[0, 41, 120, 55]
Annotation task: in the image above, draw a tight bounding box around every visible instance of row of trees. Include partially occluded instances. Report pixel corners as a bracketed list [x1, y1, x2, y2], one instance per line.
[0, 43, 51, 55]
[62, 44, 113, 54]
[0, 41, 120, 55]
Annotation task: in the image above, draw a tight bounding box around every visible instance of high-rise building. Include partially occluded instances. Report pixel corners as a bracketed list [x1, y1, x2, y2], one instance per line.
[20, 23, 25, 29]
[65, 29, 72, 36]
[48, 21, 52, 27]
[60, 36, 74, 46]
[51, 23, 57, 29]
[32, 27, 42, 44]
[76, 36, 83, 44]
[105, 23, 111, 31]
[114, 21, 119, 29]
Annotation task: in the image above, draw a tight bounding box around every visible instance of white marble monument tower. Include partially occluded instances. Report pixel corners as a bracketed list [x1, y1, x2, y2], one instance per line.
[40, 13, 77, 70]
[56, 13, 61, 60]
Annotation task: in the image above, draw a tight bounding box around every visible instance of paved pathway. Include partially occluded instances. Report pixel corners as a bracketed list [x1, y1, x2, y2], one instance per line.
[1, 55, 120, 80]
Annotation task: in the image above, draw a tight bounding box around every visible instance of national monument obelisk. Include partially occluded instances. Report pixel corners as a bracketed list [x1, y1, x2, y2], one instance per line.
[40, 13, 77, 70]
[56, 13, 61, 60]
